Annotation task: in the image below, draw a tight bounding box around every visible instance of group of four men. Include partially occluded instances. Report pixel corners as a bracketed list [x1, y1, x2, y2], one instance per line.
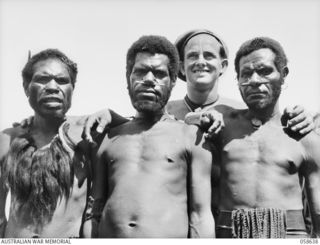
[0, 29, 319, 238]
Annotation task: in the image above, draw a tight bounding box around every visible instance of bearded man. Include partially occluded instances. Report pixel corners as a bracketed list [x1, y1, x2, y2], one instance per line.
[206, 37, 320, 238]
[61, 35, 214, 238]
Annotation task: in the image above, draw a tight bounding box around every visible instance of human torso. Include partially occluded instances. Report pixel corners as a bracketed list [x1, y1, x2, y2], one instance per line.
[218, 109, 306, 211]
[5, 177, 87, 238]
[97, 118, 191, 238]
[3, 123, 90, 238]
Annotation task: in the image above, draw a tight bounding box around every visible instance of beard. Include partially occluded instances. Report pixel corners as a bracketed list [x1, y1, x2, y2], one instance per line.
[128, 86, 172, 114]
[2, 134, 73, 228]
[241, 82, 282, 112]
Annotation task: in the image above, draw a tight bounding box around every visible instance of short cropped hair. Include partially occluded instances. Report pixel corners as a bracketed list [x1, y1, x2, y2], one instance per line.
[126, 35, 180, 83]
[175, 29, 228, 81]
[234, 37, 288, 79]
[22, 49, 78, 89]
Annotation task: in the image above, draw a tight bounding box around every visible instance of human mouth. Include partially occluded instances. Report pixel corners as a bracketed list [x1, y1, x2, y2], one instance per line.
[247, 92, 267, 100]
[40, 96, 63, 107]
[193, 69, 209, 74]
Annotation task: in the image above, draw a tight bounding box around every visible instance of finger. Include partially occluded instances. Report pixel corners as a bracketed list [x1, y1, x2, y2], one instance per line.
[207, 120, 221, 135]
[200, 114, 211, 129]
[289, 105, 304, 118]
[12, 122, 20, 127]
[299, 124, 315, 135]
[96, 118, 108, 134]
[283, 105, 293, 116]
[205, 126, 221, 140]
[19, 119, 28, 128]
[287, 113, 306, 127]
[83, 117, 95, 143]
[290, 119, 314, 132]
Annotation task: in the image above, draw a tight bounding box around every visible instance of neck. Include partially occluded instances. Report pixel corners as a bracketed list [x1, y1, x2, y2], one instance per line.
[31, 114, 66, 147]
[134, 109, 166, 122]
[247, 101, 281, 123]
[187, 81, 219, 105]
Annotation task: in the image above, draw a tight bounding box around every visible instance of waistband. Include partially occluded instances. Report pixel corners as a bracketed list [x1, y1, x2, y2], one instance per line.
[216, 209, 308, 238]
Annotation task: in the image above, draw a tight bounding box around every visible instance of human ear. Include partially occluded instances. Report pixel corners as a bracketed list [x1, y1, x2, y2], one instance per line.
[282, 67, 289, 78]
[179, 61, 185, 76]
[24, 84, 30, 98]
[219, 59, 228, 77]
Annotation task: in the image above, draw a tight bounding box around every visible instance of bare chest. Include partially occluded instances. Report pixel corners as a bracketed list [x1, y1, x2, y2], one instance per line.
[221, 124, 305, 172]
[101, 124, 189, 175]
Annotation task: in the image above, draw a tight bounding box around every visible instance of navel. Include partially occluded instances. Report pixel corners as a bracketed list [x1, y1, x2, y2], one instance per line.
[128, 222, 137, 228]
[166, 156, 174, 163]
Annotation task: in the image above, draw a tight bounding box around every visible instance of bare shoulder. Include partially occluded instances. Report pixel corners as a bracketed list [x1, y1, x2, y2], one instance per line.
[166, 99, 188, 121]
[181, 123, 207, 147]
[166, 99, 184, 111]
[299, 130, 320, 153]
[0, 126, 27, 160]
[66, 115, 87, 126]
[215, 96, 247, 110]
[221, 107, 247, 125]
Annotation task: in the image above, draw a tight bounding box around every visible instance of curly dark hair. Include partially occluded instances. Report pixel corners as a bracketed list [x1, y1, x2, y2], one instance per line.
[234, 37, 288, 79]
[22, 49, 78, 90]
[126, 35, 179, 84]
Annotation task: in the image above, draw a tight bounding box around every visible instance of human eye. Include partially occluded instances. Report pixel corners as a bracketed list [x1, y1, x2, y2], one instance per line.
[133, 68, 146, 77]
[55, 77, 71, 85]
[240, 70, 252, 79]
[258, 67, 273, 76]
[204, 52, 216, 60]
[154, 70, 168, 79]
[32, 75, 51, 84]
[186, 52, 198, 60]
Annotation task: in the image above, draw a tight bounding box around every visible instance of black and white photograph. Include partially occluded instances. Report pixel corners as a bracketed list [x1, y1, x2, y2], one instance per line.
[0, 0, 319, 241]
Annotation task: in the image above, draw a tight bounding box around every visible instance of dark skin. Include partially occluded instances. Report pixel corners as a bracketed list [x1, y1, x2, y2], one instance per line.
[190, 48, 320, 237]
[66, 52, 215, 238]
[0, 58, 89, 238]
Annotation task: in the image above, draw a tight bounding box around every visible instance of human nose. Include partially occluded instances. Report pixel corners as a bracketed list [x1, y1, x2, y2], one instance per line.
[196, 54, 206, 66]
[245, 72, 265, 87]
[45, 78, 59, 92]
[142, 71, 156, 86]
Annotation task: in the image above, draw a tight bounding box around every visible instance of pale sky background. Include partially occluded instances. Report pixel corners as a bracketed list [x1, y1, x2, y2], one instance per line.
[0, 0, 319, 130]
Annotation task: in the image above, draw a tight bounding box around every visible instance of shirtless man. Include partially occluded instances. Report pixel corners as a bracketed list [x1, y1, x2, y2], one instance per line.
[167, 29, 314, 135]
[66, 35, 214, 238]
[0, 49, 90, 238]
[84, 29, 313, 142]
[206, 37, 320, 238]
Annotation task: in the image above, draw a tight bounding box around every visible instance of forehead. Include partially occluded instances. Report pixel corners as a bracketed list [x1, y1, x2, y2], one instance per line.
[239, 48, 276, 70]
[32, 58, 70, 76]
[184, 34, 222, 53]
[134, 52, 170, 68]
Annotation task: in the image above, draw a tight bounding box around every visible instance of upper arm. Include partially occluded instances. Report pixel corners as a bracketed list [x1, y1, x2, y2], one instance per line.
[0, 132, 11, 237]
[188, 127, 213, 210]
[91, 145, 108, 202]
[186, 126, 215, 237]
[0, 132, 11, 165]
[301, 132, 320, 234]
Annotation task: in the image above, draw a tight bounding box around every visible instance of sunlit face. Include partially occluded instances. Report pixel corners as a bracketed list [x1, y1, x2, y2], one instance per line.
[25, 58, 74, 119]
[128, 52, 174, 113]
[238, 48, 285, 111]
[182, 34, 225, 89]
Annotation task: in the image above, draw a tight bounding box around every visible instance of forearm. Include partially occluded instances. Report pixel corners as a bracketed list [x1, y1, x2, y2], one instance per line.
[0, 217, 6, 238]
[82, 196, 106, 238]
[0, 174, 8, 238]
[189, 210, 215, 238]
